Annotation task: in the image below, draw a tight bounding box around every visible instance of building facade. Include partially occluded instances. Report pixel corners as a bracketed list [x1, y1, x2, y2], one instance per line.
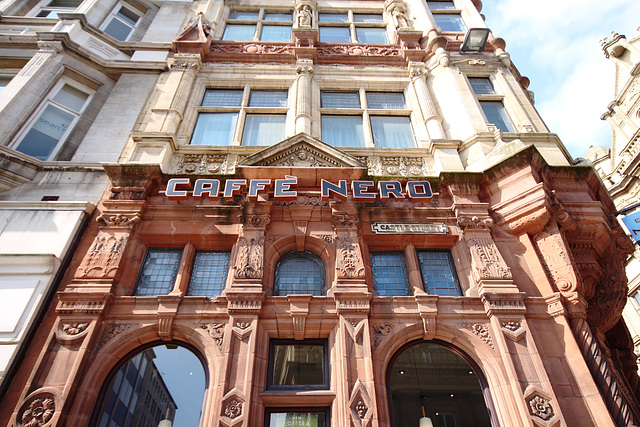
[0, 1, 639, 426]
[588, 30, 640, 364]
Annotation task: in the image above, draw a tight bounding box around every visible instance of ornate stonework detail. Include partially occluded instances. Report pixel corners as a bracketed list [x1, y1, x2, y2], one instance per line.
[466, 237, 512, 281]
[501, 321, 521, 332]
[336, 237, 365, 279]
[56, 299, 106, 315]
[390, 4, 410, 29]
[332, 215, 360, 230]
[62, 322, 89, 336]
[271, 146, 337, 167]
[296, 58, 314, 75]
[273, 195, 328, 207]
[171, 58, 201, 71]
[37, 40, 63, 55]
[267, 234, 285, 246]
[98, 324, 134, 350]
[224, 399, 242, 419]
[457, 216, 493, 230]
[201, 323, 225, 350]
[533, 223, 579, 295]
[235, 320, 251, 330]
[528, 395, 554, 421]
[360, 156, 431, 177]
[316, 45, 401, 57]
[372, 323, 392, 348]
[211, 42, 294, 56]
[174, 154, 236, 175]
[76, 234, 128, 278]
[354, 397, 368, 419]
[19, 394, 55, 427]
[96, 213, 141, 229]
[109, 186, 145, 200]
[241, 214, 271, 229]
[296, 4, 313, 27]
[233, 237, 264, 279]
[464, 323, 494, 349]
[316, 234, 334, 244]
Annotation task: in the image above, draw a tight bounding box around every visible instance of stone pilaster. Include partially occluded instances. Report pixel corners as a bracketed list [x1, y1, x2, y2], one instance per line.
[295, 59, 314, 135]
[409, 62, 445, 141]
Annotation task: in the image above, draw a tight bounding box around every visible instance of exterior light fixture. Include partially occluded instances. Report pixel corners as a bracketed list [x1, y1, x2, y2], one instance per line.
[460, 28, 490, 53]
[412, 346, 434, 427]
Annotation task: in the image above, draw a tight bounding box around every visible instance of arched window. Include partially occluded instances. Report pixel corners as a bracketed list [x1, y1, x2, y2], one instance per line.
[94, 344, 206, 427]
[388, 342, 494, 427]
[274, 251, 326, 296]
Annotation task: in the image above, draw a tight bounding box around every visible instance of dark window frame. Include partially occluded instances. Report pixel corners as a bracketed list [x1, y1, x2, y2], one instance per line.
[266, 339, 330, 391]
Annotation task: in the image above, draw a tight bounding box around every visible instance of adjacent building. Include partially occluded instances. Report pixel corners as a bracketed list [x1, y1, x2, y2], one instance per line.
[0, 1, 638, 426]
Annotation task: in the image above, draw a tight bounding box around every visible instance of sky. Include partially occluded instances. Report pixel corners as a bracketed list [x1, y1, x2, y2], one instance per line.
[479, 0, 640, 159]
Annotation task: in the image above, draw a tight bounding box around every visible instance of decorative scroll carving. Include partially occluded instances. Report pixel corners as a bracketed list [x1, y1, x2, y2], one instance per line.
[336, 237, 365, 279]
[241, 214, 270, 229]
[354, 397, 368, 419]
[466, 237, 512, 281]
[174, 154, 236, 175]
[528, 395, 554, 421]
[358, 156, 431, 177]
[464, 323, 494, 349]
[224, 399, 242, 419]
[109, 186, 145, 200]
[18, 394, 55, 427]
[457, 216, 493, 230]
[316, 45, 401, 57]
[76, 234, 128, 278]
[201, 323, 225, 350]
[533, 222, 579, 295]
[372, 323, 393, 348]
[62, 322, 89, 336]
[234, 237, 264, 279]
[316, 234, 335, 244]
[98, 323, 134, 350]
[332, 215, 360, 230]
[210, 42, 294, 55]
[96, 213, 140, 229]
[274, 195, 328, 207]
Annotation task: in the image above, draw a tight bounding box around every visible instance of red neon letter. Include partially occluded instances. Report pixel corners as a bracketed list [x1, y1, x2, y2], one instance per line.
[351, 180, 376, 202]
[247, 179, 271, 201]
[378, 181, 405, 202]
[321, 179, 348, 201]
[193, 179, 220, 200]
[223, 179, 247, 201]
[165, 178, 191, 200]
[406, 181, 432, 202]
[274, 175, 298, 201]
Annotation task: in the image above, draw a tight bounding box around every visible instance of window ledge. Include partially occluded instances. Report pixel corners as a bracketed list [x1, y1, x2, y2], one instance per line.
[260, 390, 336, 406]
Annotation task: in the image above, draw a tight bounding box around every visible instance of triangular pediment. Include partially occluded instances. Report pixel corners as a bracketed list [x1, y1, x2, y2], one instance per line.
[239, 133, 365, 168]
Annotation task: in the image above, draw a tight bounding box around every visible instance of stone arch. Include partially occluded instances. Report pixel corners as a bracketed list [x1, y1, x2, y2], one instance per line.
[263, 234, 334, 296]
[67, 322, 217, 426]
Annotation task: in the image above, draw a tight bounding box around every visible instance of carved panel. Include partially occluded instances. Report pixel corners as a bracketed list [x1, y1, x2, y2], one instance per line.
[336, 237, 365, 279]
[466, 237, 512, 281]
[96, 213, 141, 229]
[273, 195, 328, 207]
[316, 45, 401, 57]
[97, 323, 135, 350]
[533, 222, 579, 295]
[210, 42, 294, 55]
[233, 237, 264, 279]
[109, 186, 145, 200]
[357, 156, 432, 177]
[173, 153, 237, 175]
[76, 233, 128, 279]
[372, 323, 393, 348]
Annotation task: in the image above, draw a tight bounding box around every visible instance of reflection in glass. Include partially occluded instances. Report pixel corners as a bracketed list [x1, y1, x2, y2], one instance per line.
[319, 27, 350, 43]
[356, 28, 388, 44]
[241, 114, 286, 146]
[321, 116, 364, 147]
[222, 24, 256, 41]
[191, 112, 238, 145]
[272, 343, 325, 386]
[269, 412, 326, 427]
[389, 343, 492, 427]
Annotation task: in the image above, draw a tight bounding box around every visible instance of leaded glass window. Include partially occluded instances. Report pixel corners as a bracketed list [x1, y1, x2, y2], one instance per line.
[223, 9, 292, 41]
[268, 341, 328, 389]
[274, 252, 326, 296]
[417, 251, 462, 296]
[318, 10, 387, 43]
[370, 252, 411, 296]
[134, 249, 182, 296]
[187, 251, 230, 297]
[469, 78, 495, 95]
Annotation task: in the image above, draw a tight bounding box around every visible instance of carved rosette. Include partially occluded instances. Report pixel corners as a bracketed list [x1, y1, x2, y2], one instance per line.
[18, 393, 55, 427]
[528, 395, 554, 421]
[223, 399, 242, 419]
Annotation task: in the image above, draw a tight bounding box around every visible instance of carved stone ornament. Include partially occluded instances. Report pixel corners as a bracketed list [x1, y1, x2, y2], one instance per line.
[464, 323, 494, 349]
[56, 299, 106, 315]
[62, 322, 89, 335]
[390, 5, 410, 29]
[457, 216, 493, 230]
[273, 195, 328, 207]
[235, 320, 251, 330]
[466, 237, 512, 281]
[233, 237, 264, 279]
[372, 323, 393, 348]
[173, 153, 237, 175]
[332, 214, 360, 230]
[98, 323, 134, 350]
[336, 237, 365, 279]
[409, 62, 426, 79]
[241, 214, 271, 229]
[296, 4, 313, 27]
[296, 58, 314, 75]
[210, 42, 294, 56]
[171, 57, 201, 71]
[201, 323, 225, 350]
[316, 44, 401, 57]
[109, 186, 145, 200]
[528, 395, 554, 421]
[76, 233, 128, 279]
[358, 155, 432, 177]
[533, 223, 579, 295]
[270, 146, 338, 167]
[224, 399, 242, 419]
[96, 213, 141, 229]
[354, 397, 368, 419]
[502, 321, 521, 332]
[18, 393, 55, 427]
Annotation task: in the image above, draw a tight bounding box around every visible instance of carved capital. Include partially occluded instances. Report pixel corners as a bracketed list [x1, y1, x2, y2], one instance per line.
[170, 53, 202, 72]
[96, 213, 141, 229]
[457, 215, 493, 230]
[296, 58, 314, 74]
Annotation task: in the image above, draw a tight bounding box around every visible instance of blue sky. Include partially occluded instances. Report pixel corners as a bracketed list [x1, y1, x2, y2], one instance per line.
[479, 0, 639, 158]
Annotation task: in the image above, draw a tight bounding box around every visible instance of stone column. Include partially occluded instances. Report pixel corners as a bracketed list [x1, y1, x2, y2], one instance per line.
[295, 59, 314, 135]
[409, 61, 445, 141]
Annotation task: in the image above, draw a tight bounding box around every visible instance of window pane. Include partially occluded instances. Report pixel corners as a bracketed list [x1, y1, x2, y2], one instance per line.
[264, 12, 292, 21]
[191, 112, 237, 145]
[222, 24, 256, 41]
[48, 0, 82, 7]
[260, 25, 291, 42]
[116, 7, 140, 26]
[417, 251, 462, 296]
[134, 249, 182, 296]
[366, 92, 406, 109]
[201, 89, 243, 107]
[356, 28, 388, 43]
[274, 252, 326, 296]
[15, 105, 75, 160]
[371, 252, 411, 296]
[318, 13, 348, 22]
[321, 116, 364, 147]
[269, 413, 326, 427]
[370, 116, 415, 148]
[104, 17, 134, 41]
[272, 344, 325, 386]
[0, 76, 12, 92]
[469, 78, 495, 95]
[52, 84, 89, 112]
[319, 26, 351, 43]
[427, 1, 456, 9]
[242, 114, 286, 146]
[353, 13, 384, 23]
[248, 90, 288, 107]
[228, 11, 259, 20]
[321, 91, 360, 108]
[480, 101, 515, 132]
[187, 251, 230, 297]
[433, 14, 466, 32]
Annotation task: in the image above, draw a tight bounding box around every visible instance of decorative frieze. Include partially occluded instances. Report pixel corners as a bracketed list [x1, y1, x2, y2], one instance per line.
[56, 299, 107, 315]
[316, 45, 401, 57]
[96, 213, 141, 229]
[358, 155, 431, 177]
[173, 153, 237, 175]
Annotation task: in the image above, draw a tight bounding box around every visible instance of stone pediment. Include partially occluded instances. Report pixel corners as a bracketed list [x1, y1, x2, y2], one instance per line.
[239, 133, 364, 168]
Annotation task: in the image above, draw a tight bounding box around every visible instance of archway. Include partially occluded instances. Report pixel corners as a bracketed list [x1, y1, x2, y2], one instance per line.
[93, 343, 207, 427]
[388, 341, 493, 427]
